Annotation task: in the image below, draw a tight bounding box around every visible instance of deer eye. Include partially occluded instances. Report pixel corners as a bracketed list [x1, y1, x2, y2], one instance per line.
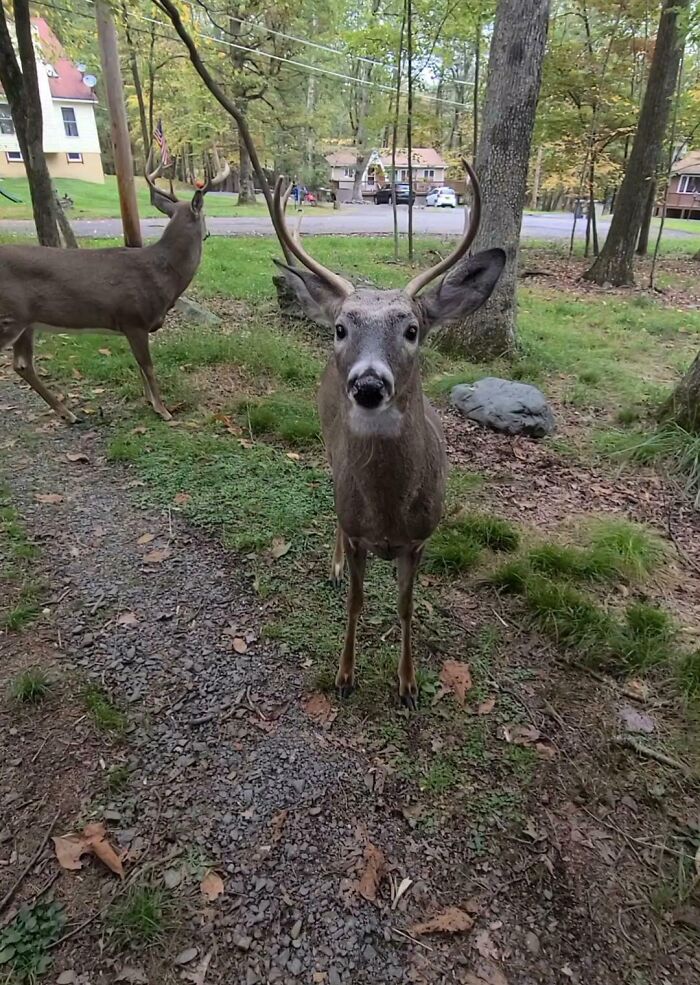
[405, 325, 419, 343]
[335, 323, 347, 341]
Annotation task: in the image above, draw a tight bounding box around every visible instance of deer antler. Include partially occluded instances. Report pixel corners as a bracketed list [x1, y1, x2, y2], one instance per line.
[273, 175, 354, 297]
[404, 159, 481, 297]
[145, 147, 179, 203]
[198, 146, 231, 195]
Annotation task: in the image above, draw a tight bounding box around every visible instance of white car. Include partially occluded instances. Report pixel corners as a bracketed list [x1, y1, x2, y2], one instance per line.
[426, 186, 457, 208]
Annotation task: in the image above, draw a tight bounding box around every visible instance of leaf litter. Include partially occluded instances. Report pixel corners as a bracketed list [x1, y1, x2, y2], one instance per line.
[200, 870, 225, 901]
[357, 841, 385, 902]
[409, 905, 476, 936]
[53, 821, 124, 877]
[439, 660, 473, 705]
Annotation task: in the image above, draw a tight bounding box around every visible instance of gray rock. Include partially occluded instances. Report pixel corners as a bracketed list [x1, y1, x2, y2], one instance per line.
[451, 377, 555, 438]
[173, 295, 221, 325]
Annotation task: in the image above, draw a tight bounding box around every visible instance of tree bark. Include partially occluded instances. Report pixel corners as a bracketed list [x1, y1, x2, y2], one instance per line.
[636, 178, 656, 256]
[660, 352, 700, 432]
[237, 118, 256, 204]
[0, 1, 61, 246]
[436, 0, 550, 360]
[122, 4, 150, 162]
[583, 0, 689, 285]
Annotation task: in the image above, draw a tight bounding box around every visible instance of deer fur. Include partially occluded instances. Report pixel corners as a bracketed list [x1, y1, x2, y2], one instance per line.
[0, 163, 227, 423]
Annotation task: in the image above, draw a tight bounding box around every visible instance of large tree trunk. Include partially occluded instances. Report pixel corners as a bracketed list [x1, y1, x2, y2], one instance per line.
[436, 0, 550, 359]
[123, 4, 150, 163]
[0, 1, 61, 246]
[660, 352, 700, 432]
[237, 120, 256, 204]
[583, 0, 688, 286]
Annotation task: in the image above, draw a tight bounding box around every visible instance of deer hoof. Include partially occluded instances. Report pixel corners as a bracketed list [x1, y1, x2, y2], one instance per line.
[335, 671, 355, 700]
[399, 687, 419, 712]
[329, 568, 344, 589]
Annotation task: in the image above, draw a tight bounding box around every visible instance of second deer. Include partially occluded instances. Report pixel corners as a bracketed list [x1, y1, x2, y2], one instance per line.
[273, 162, 505, 708]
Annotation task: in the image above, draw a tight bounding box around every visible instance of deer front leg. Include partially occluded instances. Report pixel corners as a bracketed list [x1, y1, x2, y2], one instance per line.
[396, 546, 424, 711]
[336, 535, 366, 699]
[124, 330, 172, 421]
[12, 328, 78, 424]
[329, 524, 345, 587]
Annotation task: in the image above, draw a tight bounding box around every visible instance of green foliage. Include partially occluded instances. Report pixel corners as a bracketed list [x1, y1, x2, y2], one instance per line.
[1, 487, 40, 631]
[109, 885, 174, 944]
[83, 685, 128, 735]
[602, 425, 700, 508]
[0, 901, 65, 981]
[425, 513, 519, 574]
[11, 668, 52, 704]
[240, 392, 320, 445]
[678, 650, 700, 699]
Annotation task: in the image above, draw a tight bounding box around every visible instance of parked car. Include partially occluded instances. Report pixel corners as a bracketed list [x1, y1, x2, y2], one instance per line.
[374, 183, 415, 205]
[426, 185, 457, 208]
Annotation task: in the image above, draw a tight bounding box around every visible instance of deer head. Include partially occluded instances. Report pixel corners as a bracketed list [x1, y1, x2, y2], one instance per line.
[145, 147, 230, 239]
[273, 162, 505, 430]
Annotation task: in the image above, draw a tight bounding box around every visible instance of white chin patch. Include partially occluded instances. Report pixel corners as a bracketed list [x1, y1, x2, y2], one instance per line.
[348, 402, 402, 437]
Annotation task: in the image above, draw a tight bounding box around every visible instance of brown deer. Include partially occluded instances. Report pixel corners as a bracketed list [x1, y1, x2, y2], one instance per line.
[0, 154, 229, 423]
[273, 163, 505, 708]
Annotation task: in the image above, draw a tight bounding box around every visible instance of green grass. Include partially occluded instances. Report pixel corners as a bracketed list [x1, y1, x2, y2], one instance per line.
[0, 486, 41, 631]
[240, 392, 320, 446]
[109, 885, 174, 944]
[0, 901, 65, 981]
[83, 685, 128, 735]
[11, 668, 52, 704]
[599, 425, 700, 508]
[424, 513, 519, 574]
[105, 764, 131, 793]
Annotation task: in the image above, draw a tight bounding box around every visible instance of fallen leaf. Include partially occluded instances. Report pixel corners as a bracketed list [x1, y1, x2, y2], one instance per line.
[302, 692, 337, 727]
[35, 493, 63, 504]
[117, 611, 139, 627]
[619, 704, 655, 735]
[71, 368, 82, 380]
[534, 739, 558, 759]
[132, 426, 147, 435]
[137, 532, 156, 545]
[463, 961, 509, 985]
[409, 906, 475, 936]
[144, 547, 171, 564]
[474, 928, 499, 960]
[200, 870, 225, 901]
[695, 844, 700, 877]
[623, 678, 651, 702]
[232, 637, 248, 654]
[269, 809, 289, 843]
[66, 452, 89, 463]
[175, 947, 198, 966]
[357, 841, 385, 902]
[271, 538, 291, 560]
[286, 452, 301, 461]
[391, 876, 413, 910]
[83, 821, 124, 878]
[182, 951, 212, 985]
[478, 697, 496, 716]
[173, 492, 191, 506]
[53, 834, 88, 871]
[163, 868, 182, 889]
[115, 969, 148, 984]
[502, 724, 541, 746]
[439, 660, 473, 705]
[98, 347, 112, 356]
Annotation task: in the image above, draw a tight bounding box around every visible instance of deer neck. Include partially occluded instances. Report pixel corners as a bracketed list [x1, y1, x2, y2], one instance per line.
[344, 371, 430, 465]
[154, 216, 203, 293]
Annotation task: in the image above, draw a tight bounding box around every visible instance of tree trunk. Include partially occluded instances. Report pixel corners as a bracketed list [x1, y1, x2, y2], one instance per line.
[0, 0, 61, 246]
[436, 0, 550, 360]
[237, 121, 256, 204]
[583, 0, 689, 286]
[659, 352, 700, 432]
[636, 178, 657, 255]
[351, 150, 371, 202]
[123, 4, 150, 163]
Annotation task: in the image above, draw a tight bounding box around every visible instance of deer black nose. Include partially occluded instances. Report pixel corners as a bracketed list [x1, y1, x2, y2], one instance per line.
[352, 374, 385, 409]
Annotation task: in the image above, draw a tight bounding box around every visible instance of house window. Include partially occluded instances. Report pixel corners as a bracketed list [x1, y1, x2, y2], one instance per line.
[66, 151, 83, 163]
[342, 167, 355, 178]
[679, 174, 700, 194]
[423, 168, 435, 179]
[6, 150, 23, 162]
[0, 104, 14, 135]
[400, 169, 408, 181]
[61, 106, 79, 137]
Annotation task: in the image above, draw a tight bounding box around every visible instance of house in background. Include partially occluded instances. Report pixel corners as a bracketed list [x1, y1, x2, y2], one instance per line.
[0, 17, 103, 183]
[326, 148, 448, 202]
[660, 150, 700, 219]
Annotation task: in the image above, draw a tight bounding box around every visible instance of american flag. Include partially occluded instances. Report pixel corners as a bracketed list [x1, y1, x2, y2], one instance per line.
[153, 118, 172, 167]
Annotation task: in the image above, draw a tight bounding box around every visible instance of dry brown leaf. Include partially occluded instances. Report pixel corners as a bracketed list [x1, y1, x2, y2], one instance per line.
[117, 612, 139, 627]
[232, 637, 248, 654]
[286, 452, 301, 461]
[463, 961, 509, 985]
[502, 724, 541, 746]
[173, 492, 191, 506]
[302, 692, 337, 727]
[53, 834, 88, 871]
[440, 660, 473, 706]
[477, 697, 496, 716]
[271, 538, 291, 560]
[409, 906, 475, 936]
[474, 928, 499, 960]
[83, 821, 124, 878]
[98, 347, 112, 356]
[66, 452, 89, 464]
[137, 532, 156, 545]
[270, 809, 289, 843]
[144, 546, 171, 564]
[35, 493, 63, 504]
[357, 842, 385, 902]
[200, 870, 225, 901]
[132, 426, 147, 435]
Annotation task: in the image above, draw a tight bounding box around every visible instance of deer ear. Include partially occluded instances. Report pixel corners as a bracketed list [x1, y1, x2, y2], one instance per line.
[191, 189, 205, 215]
[273, 259, 345, 327]
[149, 187, 177, 218]
[418, 248, 506, 330]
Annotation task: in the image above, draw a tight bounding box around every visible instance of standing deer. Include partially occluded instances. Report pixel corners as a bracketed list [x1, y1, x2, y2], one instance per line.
[273, 162, 505, 708]
[0, 155, 229, 423]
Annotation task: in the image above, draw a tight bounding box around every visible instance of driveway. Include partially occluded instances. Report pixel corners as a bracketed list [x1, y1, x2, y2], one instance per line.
[0, 205, 692, 240]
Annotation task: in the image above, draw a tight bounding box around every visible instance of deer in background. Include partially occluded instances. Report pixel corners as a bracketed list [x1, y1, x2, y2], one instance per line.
[0, 154, 229, 423]
[274, 162, 505, 709]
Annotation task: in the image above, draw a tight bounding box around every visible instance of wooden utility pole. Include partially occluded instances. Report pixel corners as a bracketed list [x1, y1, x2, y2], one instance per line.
[95, 0, 142, 246]
[530, 146, 543, 210]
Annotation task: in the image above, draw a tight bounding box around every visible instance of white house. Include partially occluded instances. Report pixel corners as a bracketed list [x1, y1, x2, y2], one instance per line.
[0, 17, 103, 183]
[326, 148, 448, 202]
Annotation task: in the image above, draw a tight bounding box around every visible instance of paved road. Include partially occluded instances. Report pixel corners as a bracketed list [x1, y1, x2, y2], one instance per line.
[0, 205, 692, 240]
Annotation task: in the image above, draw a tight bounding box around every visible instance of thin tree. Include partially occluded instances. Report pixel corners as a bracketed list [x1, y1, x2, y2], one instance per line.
[391, 4, 406, 261]
[406, 0, 414, 261]
[436, 0, 550, 359]
[0, 0, 61, 246]
[583, 0, 689, 286]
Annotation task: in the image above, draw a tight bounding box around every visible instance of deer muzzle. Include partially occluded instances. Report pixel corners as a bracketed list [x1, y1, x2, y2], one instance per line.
[349, 368, 394, 410]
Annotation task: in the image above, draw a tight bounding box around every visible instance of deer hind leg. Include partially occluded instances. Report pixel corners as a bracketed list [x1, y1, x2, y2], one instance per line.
[396, 546, 424, 711]
[124, 330, 172, 421]
[12, 327, 77, 423]
[329, 524, 345, 587]
[336, 535, 366, 699]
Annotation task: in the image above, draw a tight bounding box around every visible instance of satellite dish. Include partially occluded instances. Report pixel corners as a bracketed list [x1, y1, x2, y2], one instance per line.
[77, 63, 86, 73]
[46, 64, 58, 78]
[83, 75, 97, 89]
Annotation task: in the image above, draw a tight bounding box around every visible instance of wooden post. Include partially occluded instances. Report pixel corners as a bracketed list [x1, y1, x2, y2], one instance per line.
[530, 145, 543, 210]
[95, 0, 142, 247]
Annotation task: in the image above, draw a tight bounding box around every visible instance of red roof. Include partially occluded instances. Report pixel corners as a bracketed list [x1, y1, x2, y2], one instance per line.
[32, 17, 97, 102]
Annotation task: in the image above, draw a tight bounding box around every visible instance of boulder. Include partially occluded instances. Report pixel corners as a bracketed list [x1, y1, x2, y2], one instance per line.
[451, 377, 555, 438]
[173, 295, 221, 326]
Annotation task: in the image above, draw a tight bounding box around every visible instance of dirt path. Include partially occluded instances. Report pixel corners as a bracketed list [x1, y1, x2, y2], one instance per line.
[1, 379, 699, 985]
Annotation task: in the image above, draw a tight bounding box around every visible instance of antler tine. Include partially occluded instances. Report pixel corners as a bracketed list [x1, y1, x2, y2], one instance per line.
[199, 146, 231, 195]
[273, 175, 353, 296]
[145, 146, 178, 203]
[404, 159, 482, 298]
